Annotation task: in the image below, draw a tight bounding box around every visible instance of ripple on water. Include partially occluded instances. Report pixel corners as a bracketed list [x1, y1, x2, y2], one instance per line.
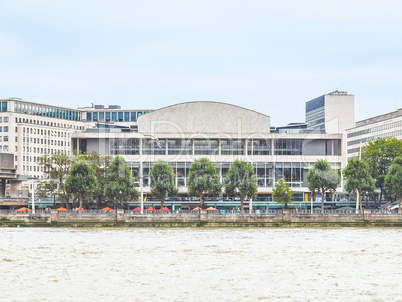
[0, 228, 402, 301]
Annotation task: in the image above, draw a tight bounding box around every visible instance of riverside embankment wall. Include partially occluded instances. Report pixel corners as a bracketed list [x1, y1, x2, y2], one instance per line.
[2, 209, 402, 228]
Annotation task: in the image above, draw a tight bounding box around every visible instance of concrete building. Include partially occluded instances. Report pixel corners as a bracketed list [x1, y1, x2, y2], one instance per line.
[305, 90, 355, 168]
[73, 101, 343, 203]
[346, 107, 402, 160]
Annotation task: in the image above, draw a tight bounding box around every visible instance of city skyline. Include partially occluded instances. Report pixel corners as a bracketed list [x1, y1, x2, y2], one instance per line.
[1, 0, 402, 126]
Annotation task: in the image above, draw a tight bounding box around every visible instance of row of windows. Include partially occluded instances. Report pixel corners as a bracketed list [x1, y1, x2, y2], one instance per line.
[23, 137, 67, 147]
[0, 127, 8, 132]
[0, 136, 8, 142]
[15, 117, 84, 130]
[23, 127, 69, 138]
[128, 161, 341, 188]
[109, 138, 341, 156]
[347, 130, 402, 146]
[86, 111, 149, 122]
[0, 117, 9, 122]
[347, 120, 402, 138]
[14, 101, 81, 121]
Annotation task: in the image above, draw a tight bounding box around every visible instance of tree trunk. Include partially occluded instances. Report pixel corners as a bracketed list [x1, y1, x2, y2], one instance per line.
[379, 189, 383, 203]
[240, 195, 244, 214]
[200, 193, 204, 209]
[321, 188, 325, 213]
[359, 190, 363, 213]
[161, 192, 166, 209]
[79, 194, 83, 213]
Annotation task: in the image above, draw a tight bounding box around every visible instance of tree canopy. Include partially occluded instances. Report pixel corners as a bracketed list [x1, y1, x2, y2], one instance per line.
[361, 137, 402, 202]
[64, 159, 97, 210]
[37, 152, 74, 209]
[272, 178, 294, 207]
[225, 160, 257, 213]
[343, 158, 375, 212]
[188, 158, 222, 208]
[105, 155, 138, 208]
[306, 159, 340, 212]
[385, 156, 402, 214]
[79, 152, 112, 209]
[149, 160, 178, 209]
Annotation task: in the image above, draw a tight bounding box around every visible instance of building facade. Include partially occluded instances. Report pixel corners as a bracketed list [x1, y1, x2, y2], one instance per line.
[73, 102, 343, 202]
[346, 108, 402, 160]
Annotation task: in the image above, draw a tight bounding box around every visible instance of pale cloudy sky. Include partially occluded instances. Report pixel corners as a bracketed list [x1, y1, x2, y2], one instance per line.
[1, 0, 402, 126]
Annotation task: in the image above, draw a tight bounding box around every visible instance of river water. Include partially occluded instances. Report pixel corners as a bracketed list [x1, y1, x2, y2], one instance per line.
[1, 228, 401, 302]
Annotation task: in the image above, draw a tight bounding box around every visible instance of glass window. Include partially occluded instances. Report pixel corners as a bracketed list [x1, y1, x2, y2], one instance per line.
[2, 102, 8, 112]
[4, 136, 8, 142]
[112, 112, 117, 121]
[4, 117, 8, 122]
[137, 112, 143, 118]
[118, 112, 123, 121]
[93, 112, 98, 121]
[131, 112, 137, 122]
[0, 127, 2, 132]
[124, 112, 130, 122]
[167, 139, 192, 155]
[86, 112, 92, 122]
[194, 139, 218, 155]
[106, 112, 111, 122]
[99, 112, 105, 122]
[3, 126, 8, 132]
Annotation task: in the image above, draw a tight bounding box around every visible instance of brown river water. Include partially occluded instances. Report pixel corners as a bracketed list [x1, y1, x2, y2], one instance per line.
[1, 228, 401, 301]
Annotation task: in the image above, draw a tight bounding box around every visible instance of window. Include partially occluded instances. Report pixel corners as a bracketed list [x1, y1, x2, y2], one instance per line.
[124, 112, 129, 121]
[112, 112, 117, 121]
[2, 101, 8, 112]
[118, 112, 123, 121]
[4, 117, 9, 122]
[3, 126, 8, 132]
[0, 117, 2, 122]
[131, 112, 137, 122]
[0, 127, 2, 132]
[3, 136, 8, 142]
[0, 136, 2, 142]
[93, 112, 98, 121]
[99, 112, 104, 122]
[105, 112, 110, 121]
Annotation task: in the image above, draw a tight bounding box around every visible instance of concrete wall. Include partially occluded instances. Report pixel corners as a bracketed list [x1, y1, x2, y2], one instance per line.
[138, 101, 271, 135]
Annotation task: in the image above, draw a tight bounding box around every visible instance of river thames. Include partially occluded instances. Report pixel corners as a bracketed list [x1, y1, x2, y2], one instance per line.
[1, 228, 401, 301]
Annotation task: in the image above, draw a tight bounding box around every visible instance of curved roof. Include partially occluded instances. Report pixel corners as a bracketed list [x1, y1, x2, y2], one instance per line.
[137, 101, 270, 135]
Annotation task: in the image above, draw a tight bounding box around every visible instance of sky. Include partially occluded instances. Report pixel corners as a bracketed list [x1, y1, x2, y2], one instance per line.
[1, 0, 402, 126]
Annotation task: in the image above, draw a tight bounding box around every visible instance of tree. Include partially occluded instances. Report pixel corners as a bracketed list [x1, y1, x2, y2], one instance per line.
[385, 156, 402, 214]
[188, 158, 222, 209]
[37, 152, 74, 209]
[149, 160, 178, 209]
[306, 159, 340, 212]
[272, 178, 294, 207]
[79, 152, 112, 209]
[105, 155, 138, 208]
[343, 158, 375, 213]
[225, 160, 257, 213]
[361, 137, 402, 203]
[64, 160, 97, 210]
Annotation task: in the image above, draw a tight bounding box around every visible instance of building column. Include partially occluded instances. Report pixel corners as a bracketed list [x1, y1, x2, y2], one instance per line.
[0, 179, 5, 197]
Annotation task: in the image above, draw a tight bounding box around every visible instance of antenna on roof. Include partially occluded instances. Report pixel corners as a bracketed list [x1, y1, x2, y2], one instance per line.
[91, 102, 94, 108]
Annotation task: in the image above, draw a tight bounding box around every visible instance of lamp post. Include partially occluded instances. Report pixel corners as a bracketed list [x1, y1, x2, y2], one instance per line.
[28, 176, 39, 214]
[140, 134, 162, 214]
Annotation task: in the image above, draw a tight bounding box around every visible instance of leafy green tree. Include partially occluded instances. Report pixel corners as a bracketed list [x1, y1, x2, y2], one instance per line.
[225, 160, 257, 213]
[343, 158, 375, 213]
[149, 160, 178, 209]
[272, 178, 294, 207]
[37, 152, 74, 209]
[79, 152, 112, 209]
[385, 156, 402, 214]
[188, 158, 222, 209]
[65, 160, 97, 210]
[361, 137, 402, 202]
[306, 159, 340, 212]
[105, 155, 138, 208]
